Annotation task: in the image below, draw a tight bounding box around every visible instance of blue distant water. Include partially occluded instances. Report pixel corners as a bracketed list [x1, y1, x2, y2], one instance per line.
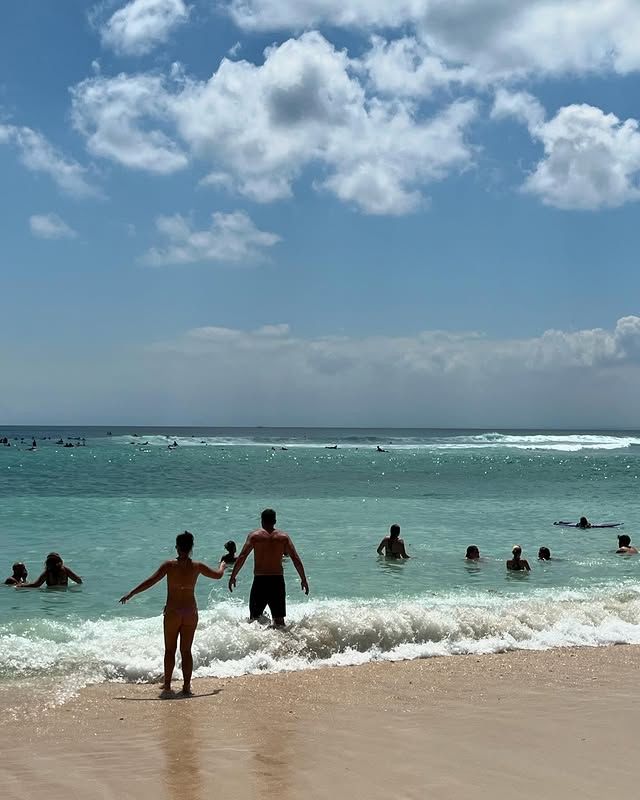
[2, 426, 640, 699]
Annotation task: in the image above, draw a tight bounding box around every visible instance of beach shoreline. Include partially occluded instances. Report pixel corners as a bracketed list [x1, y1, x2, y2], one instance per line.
[4, 644, 640, 799]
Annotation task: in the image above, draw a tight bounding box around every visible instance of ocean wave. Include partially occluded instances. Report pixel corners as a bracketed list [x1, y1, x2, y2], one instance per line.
[109, 432, 640, 452]
[3, 587, 640, 700]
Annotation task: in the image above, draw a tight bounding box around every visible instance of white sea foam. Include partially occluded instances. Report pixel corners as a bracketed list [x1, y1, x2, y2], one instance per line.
[110, 432, 640, 452]
[3, 587, 640, 703]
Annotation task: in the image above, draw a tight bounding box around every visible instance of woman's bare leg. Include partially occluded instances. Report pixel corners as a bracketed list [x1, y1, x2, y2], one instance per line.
[179, 620, 198, 694]
[163, 612, 181, 691]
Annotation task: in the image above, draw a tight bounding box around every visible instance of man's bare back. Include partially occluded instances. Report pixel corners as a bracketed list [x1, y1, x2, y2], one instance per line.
[249, 528, 292, 575]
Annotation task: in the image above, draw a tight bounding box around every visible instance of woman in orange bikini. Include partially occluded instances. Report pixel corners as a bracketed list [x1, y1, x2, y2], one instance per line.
[120, 531, 226, 696]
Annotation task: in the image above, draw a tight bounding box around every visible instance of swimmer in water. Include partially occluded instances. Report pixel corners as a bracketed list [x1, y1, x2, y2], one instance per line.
[577, 516, 591, 529]
[221, 540, 237, 564]
[506, 545, 530, 571]
[616, 534, 638, 555]
[18, 552, 82, 587]
[538, 547, 551, 561]
[120, 531, 226, 696]
[465, 545, 480, 561]
[4, 562, 28, 585]
[377, 524, 410, 559]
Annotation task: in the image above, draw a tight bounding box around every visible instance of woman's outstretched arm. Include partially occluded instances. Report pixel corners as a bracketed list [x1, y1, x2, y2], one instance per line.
[120, 562, 169, 603]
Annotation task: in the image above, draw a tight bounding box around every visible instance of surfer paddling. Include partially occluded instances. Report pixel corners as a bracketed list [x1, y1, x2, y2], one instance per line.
[119, 531, 226, 696]
[228, 509, 309, 627]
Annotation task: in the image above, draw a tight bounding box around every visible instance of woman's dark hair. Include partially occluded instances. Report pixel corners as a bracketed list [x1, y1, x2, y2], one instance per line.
[389, 524, 400, 539]
[618, 534, 631, 547]
[538, 547, 551, 560]
[45, 552, 63, 573]
[176, 531, 194, 553]
[466, 545, 479, 558]
[224, 540, 237, 553]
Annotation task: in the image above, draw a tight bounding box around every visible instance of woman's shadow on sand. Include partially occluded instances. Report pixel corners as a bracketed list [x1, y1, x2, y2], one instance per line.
[114, 689, 223, 701]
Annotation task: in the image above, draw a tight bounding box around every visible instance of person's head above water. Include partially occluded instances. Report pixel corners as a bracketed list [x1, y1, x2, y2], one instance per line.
[618, 534, 631, 547]
[466, 545, 480, 560]
[11, 562, 27, 580]
[538, 547, 551, 560]
[578, 516, 590, 528]
[224, 540, 236, 554]
[261, 508, 277, 529]
[389, 524, 401, 539]
[511, 545, 522, 558]
[45, 552, 63, 572]
[175, 531, 194, 555]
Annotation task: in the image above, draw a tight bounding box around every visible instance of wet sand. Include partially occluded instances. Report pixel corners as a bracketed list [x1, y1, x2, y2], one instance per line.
[3, 645, 640, 800]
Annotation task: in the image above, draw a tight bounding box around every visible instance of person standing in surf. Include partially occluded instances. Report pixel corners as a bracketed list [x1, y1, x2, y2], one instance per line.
[506, 545, 531, 571]
[119, 531, 226, 696]
[228, 508, 309, 627]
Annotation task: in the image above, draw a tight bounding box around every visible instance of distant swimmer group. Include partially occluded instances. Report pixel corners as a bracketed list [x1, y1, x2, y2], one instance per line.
[5, 552, 83, 587]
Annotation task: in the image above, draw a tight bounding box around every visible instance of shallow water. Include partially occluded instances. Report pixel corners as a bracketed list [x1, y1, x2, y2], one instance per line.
[2, 426, 639, 699]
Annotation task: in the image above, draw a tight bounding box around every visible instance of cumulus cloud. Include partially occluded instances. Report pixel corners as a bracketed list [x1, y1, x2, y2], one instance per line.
[70, 73, 188, 173]
[230, 1, 640, 86]
[71, 33, 477, 214]
[142, 210, 281, 265]
[0, 124, 99, 197]
[29, 213, 78, 240]
[493, 91, 640, 210]
[100, 0, 190, 56]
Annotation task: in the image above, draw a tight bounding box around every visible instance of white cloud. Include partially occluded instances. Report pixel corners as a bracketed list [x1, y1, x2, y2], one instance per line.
[359, 36, 477, 97]
[29, 213, 78, 240]
[493, 92, 640, 210]
[128, 315, 640, 426]
[0, 124, 99, 197]
[142, 210, 281, 265]
[230, 1, 640, 84]
[100, 0, 190, 56]
[71, 33, 477, 214]
[70, 73, 188, 173]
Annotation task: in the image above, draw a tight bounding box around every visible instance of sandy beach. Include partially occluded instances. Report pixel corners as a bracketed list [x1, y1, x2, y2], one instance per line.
[3, 645, 640, 799]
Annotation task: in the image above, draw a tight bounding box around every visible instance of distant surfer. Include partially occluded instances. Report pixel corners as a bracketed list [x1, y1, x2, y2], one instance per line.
[120, 531, 226, 696]
[18, 552, 82, 587]
[228, 508, 309, 627]
[506, 545, 530, 571]
[377, 524, 410, 559]
[4, 562, 28, 585]
[616, 534, 638, 555]
[577, 516, 591, 529]
[538, 547, 551, 561]
[376, 445, 387, 453]
[325, 445, 338, 449]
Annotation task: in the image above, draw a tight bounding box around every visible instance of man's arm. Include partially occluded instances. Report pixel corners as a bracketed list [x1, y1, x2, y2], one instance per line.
[199, 561, 226, 580]
[285, 537, 309, 595]
[228, 535, 254, 592]
[523, 560, 531, 571]
[65, 566, 83, 585]
[377, 538, 387, 555]
[400, 540, 410, 559]
[120, 562, 169, 603]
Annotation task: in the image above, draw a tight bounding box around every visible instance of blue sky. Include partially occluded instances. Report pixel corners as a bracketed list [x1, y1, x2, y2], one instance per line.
[2, 0, 640, 426]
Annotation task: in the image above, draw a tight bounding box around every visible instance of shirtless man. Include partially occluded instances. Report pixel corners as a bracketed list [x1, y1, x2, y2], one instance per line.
[377, 524, 410, 559]
[506, 545, 531, 571]
[616, 534, 638, 555]
[228, 509, 309, 627]
[120, 531, 226, 695]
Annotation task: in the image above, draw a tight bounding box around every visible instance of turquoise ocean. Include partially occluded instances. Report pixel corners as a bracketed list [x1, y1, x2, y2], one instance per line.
[2, 426, 640, 702]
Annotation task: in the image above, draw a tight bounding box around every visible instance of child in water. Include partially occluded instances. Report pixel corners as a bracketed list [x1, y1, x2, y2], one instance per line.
[221, 540, 237, 564]
[4, 562, 28, 585]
